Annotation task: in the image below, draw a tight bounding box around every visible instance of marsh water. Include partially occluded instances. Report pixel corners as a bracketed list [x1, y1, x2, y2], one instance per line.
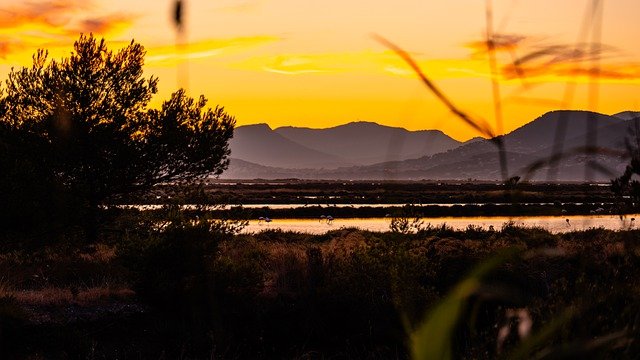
[120, 202, 615, 210]
[241, 214, 639, 234]
[115, 203, 637, 234]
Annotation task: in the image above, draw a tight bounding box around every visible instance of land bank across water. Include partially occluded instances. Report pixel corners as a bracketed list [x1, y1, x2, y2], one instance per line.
[116, 180, 637, 220]
[130, 180, 619, 206]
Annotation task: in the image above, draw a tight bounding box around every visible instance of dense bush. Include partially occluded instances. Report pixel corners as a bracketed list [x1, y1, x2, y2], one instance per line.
[191, 227, 640, 358]
[1, 224, 639, 358]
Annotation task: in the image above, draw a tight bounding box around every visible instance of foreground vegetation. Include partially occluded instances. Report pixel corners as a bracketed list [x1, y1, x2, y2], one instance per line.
[0, 209, 638, 359]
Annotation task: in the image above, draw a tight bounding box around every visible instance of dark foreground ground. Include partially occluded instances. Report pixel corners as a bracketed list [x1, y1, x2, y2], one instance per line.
[1, 211, 638, 359]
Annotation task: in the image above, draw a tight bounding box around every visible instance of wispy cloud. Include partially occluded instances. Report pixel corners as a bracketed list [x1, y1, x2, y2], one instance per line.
[464, 33, 640, 83]
[503, 62, 640, 82]
[215, 0, 263, 14]
[76, 13, 134, 34]
[236, 52, 361, 76]
[0, 38, 26, 59]
[0, 0, 136, 60]
[500, 43, 640, 82]
[383, 65, 413, 76]
[229, 41, 640, 85]
[465, 33, 529, 56]
[145, 36, 278, 66]
[0, 1, 87, 29]
[234, 50, 489, 79]
[262, 55, 328, 75]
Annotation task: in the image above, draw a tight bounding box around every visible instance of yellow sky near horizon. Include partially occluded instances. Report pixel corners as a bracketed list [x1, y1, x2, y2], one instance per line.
[1, 0, 639, 141]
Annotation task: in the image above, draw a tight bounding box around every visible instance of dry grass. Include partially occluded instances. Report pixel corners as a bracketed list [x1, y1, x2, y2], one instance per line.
[220, 231, 366, 297]
[8, 286, 134, 306]
[261, 244, 308, 297]
[252, 231, 373, 297]
[78, 244, 117, 263]
[0, 277, 13, 298]
[322, 231, 369, 258]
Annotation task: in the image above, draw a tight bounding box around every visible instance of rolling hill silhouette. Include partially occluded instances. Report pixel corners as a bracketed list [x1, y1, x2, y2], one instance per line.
[229, 123, 351, 168]
[224, 110, 638, 181]
[613, 111, 640, 121]
[274, 121, 461, 165]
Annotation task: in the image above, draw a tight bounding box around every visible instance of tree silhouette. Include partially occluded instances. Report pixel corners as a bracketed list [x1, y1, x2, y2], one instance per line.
[611, 152, 640, 211]
[611, 119, 640, 212]
[0, 34, 235, 240]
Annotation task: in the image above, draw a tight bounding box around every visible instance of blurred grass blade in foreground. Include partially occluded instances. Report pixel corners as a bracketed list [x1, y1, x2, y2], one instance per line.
[410, 249, 520, 360]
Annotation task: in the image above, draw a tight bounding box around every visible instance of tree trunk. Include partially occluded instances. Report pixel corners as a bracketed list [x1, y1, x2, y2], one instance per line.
[85, 175, 98, 243]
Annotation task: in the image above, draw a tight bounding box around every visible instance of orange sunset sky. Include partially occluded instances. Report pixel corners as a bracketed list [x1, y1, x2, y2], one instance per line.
[1, 0, 639, 140]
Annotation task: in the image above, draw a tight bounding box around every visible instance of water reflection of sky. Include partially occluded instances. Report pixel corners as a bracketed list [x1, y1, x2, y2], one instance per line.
[118, 202, 615, 210]
[242, 215, 639, 235]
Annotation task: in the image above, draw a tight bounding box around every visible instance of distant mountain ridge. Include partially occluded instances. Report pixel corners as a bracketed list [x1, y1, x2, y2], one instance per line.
[274, 121, 461, 165]
[499, 110, 622, 153]
[230, 121, 462, 168]
[224, 110, 639, 181]
[229, 124, 351, 169]
[613, 111, 640, 120]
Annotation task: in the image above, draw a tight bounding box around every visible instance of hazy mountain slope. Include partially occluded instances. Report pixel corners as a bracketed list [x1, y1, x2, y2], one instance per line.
[229, 124, 351, 169]
[326, 111, 625, 175]
[223, 111, 635, 181]
[221, 158, 318, 179]
[538, 118, 636, 156]
[613, 111, 640, 120]
[463, 137, 485, 145]
[274, 121, 461, 165]
[501, 110, 622, 153]
[347, 111, 630, 181]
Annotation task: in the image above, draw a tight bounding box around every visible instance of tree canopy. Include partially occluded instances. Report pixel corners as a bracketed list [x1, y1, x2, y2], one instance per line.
[0, 34, 235, 235]
[611, 123, 640, 210]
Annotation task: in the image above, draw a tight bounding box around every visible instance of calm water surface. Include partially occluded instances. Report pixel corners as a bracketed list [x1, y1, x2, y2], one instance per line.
[242, 214, 639, 234]
[120, 202, 613, 210]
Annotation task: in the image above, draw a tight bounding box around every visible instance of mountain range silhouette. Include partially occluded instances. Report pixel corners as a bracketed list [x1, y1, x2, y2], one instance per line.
[224, 110, 639, 181]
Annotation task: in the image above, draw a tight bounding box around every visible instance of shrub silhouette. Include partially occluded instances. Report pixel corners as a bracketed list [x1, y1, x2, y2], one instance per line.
[0, 34, 235, 240]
